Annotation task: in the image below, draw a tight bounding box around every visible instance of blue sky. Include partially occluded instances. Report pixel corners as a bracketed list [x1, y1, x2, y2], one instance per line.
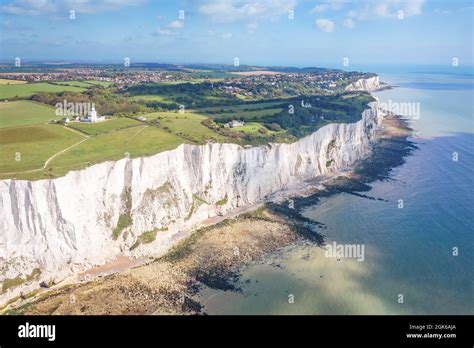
[0, 0, 473, 68]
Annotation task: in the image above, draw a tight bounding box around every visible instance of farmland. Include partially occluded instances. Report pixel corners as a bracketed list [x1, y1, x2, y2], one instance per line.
[0, 79, 26, 85]
[0, 82, 87, 99]
[54, 80, 113, 88]
[131, 95, 174, 103]
[0, 100, 59, 128]
[69, 117, 142, 136]
[36, 125, 185, 179]
[196, 101, 284, 113]
[0, 120, 186, 180]
[0, 124, 84, 174]
[141, 111, 226, 143]
[124, 82, 242, 108]
[0, 101, 225, 179]
[198, 107, 284, 122]
[84, 80, 113, 87]
[228, 122, 283, 135]
[0, 109, 224, 180]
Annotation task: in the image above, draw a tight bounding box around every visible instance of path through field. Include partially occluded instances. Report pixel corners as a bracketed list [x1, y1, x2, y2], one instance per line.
[0, 126, 90, 175]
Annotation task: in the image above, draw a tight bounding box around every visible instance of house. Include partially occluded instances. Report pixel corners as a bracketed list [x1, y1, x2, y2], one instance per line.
[301, 100, 312, 108]
[225, 120, 245, 128]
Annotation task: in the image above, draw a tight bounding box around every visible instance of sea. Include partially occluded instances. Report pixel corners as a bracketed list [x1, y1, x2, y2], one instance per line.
[198, 65, 474, 314]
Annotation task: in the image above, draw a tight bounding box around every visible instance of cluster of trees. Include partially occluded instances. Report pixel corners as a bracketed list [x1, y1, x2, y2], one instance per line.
[124, 82, 243, 108]
[207, 93, 373, 138]
[142, 101, 180, 111]
[259, 93, 374, 136]
[30, 90, 148, 116]
[127, 82, 213, 95]
[201, 103, 285, 115]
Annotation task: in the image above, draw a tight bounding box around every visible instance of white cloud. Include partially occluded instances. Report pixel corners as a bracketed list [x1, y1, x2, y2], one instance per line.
[315, 18, 334, 32]
[1, 20, 31, 31]
[310, 0, 344, 14]
[309, 0, 425, 32]
[343, 18, 355, 28]
[247, 22, 258, 30]
[1, 0, 148, 16]
[221, 32, 233, 39]
[310, 0, 425, 20]
[348, 0, 424, 20]
[1, 0, 56, 15]
[198, 0, 297, 23]
[156, 29, 172, 36]
[245, 22, 258, 34]
[167, 20, 183, 29]
[66, 0, 148, 14]
[157, 20, 184, 36]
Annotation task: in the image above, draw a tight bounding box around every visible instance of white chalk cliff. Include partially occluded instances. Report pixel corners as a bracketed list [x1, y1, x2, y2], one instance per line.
[0, 80, 383, 302]
[345, 75, 381, 92]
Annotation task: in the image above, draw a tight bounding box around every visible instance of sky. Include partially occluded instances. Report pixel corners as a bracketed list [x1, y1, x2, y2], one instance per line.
[0, 0, 473, 68]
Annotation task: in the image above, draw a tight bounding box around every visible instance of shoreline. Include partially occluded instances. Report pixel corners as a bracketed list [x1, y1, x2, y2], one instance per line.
[2, 109, 416, 315]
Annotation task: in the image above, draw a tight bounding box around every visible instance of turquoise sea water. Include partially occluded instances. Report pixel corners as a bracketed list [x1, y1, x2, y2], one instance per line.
[198, 67, 474, 314]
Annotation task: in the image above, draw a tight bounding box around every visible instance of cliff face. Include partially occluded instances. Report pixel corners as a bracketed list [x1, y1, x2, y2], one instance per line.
[345, 76, 380, 92]
[0, 100, 384, 300]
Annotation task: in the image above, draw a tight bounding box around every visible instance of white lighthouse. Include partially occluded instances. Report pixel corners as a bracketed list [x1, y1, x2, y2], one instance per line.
[83, 106, 104, 123]
[90, 106, 97, 122]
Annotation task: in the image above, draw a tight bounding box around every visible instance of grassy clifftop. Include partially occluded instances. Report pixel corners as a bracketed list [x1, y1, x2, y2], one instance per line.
[0, 68, 375, 180]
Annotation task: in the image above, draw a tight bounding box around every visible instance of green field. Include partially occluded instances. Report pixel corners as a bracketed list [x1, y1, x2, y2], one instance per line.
[0, 102, 290, 179]
[0, 82, 87, 99]
[189, 71, 235, 79]
[0, 124, 84, 173]
[84, 80, 113, 87]
[131, 95, 173, 103]
[141, 111, 225, 143]
[194, 105, 284, 125]
[229, 108, 283, 120]
[0, 79, 26, 85]
[54, 80, 113, 88]
[0, 105, 218, 179]
[0, 121, 186, 179]
[229, 122, 282, 135]
[130, 92, 229, 104]
[54, 81, 96, 88]
[69, 117, 142, 136]
[124, 82, 240, 108]
[42, 125, 184, 177]
[196, 101, 284, 112]
[0, 100, 59, 128]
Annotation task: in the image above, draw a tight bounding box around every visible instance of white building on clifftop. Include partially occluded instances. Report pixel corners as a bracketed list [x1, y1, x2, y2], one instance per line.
[82, 106, 105, 123]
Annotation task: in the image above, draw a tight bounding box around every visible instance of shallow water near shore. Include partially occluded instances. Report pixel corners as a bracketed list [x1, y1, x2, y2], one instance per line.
[198, 69, 474, 314]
